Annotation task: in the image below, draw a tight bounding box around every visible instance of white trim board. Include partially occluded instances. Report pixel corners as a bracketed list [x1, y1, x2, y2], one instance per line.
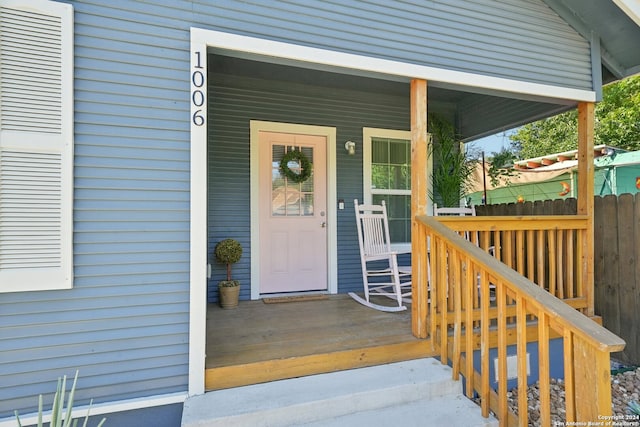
[1, 392, 187, 427]
[189, 36, 208, 397]
[191, 27, 596, 103]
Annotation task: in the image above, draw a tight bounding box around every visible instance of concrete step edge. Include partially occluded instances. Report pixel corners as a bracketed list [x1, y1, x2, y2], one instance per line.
[182, 359, 463, 427]
[298, 394, 499, 427]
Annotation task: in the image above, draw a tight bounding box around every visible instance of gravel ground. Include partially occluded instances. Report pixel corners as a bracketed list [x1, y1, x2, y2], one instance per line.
[477, 362, 640, 426]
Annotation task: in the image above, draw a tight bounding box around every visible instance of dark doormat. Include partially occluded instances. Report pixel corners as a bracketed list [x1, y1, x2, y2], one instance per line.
[262, 294, 329, 304]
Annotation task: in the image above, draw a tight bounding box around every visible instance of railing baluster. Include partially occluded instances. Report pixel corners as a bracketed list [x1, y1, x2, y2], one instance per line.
[537, 228, 545, 291]
[438, 239, 448, 363]
[525, 229, 533, 278]
[497, 281, 508, 422]
[516, 295, 528, 426]
[564, 330, 576, 422]
[504, 230, 514, 269]
[517, 229, 526, 275]
[538, 312, 551, 427]
[503, 233, 515, 324]
[429, 233, 437, 350]
[480, 270, 491, 418]
[452, 249, 462, 380]
[567, 229, 574, 298]
[472, 262, 480, 316]
[465, 256, 474, 397]
[548, 229, 557, 297]
[480, 230, 490, 253]
[557, 230, 565, 299]
[576, 229, 584, 299]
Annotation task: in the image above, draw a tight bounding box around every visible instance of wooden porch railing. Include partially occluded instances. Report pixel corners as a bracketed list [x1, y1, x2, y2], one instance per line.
[436, 215, 592, 315]
[417, 215, 625, 425]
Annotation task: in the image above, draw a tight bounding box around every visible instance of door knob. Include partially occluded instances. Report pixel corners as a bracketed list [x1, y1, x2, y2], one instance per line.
[321, 222, 326, 228]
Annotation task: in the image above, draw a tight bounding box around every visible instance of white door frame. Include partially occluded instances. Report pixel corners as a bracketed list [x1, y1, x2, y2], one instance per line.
[250, 121, 337, 300]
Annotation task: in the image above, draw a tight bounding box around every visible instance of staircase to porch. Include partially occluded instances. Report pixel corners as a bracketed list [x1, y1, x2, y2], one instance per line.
[182, 358, 497, 427]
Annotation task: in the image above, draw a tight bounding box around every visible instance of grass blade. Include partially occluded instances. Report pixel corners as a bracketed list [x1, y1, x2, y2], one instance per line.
[63, 371, 79, 427]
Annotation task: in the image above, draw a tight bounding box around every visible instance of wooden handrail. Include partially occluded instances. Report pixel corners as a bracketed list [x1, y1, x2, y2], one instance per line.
[417, 215, 625, 425]
[435, 215, 589, 231]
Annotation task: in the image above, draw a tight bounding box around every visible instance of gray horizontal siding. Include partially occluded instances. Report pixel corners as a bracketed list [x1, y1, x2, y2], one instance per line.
[200, 0, 592, 90]
[0, 0, 191, 418]
[208, 63, 410, 302]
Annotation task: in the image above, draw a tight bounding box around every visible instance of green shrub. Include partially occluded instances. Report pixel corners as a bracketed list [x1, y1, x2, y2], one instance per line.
[429, 113, 476, 207]
[214, 238, 242, 281]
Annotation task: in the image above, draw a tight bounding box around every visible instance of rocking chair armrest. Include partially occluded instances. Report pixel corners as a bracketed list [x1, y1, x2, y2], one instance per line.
[398, 266, 412, 275]
[365, 251, 400, 262]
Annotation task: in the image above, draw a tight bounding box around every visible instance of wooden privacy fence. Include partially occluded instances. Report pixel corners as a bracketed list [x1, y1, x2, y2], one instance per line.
[417, 216, 625, 425]
[477, 193, 640, 364]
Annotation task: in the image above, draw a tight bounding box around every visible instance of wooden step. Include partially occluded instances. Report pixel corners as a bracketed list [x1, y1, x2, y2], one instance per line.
[205, 340, 435, 391]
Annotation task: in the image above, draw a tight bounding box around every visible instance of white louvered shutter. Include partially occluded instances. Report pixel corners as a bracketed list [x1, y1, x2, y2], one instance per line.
[0, 0, 73, 292]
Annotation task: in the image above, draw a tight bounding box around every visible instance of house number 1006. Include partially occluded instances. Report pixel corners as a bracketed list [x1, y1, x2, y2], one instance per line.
[192, 51, 205, 126]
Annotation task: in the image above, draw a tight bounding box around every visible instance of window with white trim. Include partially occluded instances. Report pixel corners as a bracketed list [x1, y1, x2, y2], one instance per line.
[363, 128, 432, 252]
[363, 127, 411, 249]
[0, 0, 74, 292]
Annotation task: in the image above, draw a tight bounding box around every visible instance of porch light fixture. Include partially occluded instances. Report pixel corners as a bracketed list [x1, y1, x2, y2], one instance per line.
[345, 140, 356, 156]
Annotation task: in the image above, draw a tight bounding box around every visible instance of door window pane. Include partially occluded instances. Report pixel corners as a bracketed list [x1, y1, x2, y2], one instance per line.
[271, 144, 315, 216]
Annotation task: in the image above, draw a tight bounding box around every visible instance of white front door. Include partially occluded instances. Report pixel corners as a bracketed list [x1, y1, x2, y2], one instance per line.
[258, 131, 328, 294]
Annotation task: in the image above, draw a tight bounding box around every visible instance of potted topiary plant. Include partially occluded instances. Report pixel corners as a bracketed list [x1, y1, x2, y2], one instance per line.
[214, 238, 243, 309]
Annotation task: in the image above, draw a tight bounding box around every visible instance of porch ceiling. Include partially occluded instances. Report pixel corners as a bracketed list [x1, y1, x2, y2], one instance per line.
[211, 54, 572, 143]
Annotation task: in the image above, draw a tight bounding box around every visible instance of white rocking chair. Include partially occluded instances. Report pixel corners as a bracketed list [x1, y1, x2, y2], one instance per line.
[433, 203, 477, 217]
[350, 199, 412, 312]
[433, 203, 478, 242]
[434, 203, 496, 301]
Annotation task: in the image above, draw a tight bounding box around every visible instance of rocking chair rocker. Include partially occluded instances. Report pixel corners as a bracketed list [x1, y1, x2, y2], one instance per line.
[350, 200, 412, 312]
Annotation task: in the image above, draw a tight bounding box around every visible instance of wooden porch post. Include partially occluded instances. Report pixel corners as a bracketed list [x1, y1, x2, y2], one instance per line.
[411, 79, 429, 338]
[577, 101, 595, 317]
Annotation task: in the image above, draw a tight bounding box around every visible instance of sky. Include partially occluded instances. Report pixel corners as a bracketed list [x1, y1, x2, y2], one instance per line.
[465, 130, 515, 158]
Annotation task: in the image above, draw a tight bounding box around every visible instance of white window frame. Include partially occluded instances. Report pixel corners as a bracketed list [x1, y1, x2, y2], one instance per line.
[363, 127, 432, 253]
[0, 0, 74, 292]
[363, 128, 411, 253]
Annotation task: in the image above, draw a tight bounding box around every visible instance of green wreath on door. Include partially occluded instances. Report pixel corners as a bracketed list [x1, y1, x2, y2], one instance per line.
[280, 149, 312, 183]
